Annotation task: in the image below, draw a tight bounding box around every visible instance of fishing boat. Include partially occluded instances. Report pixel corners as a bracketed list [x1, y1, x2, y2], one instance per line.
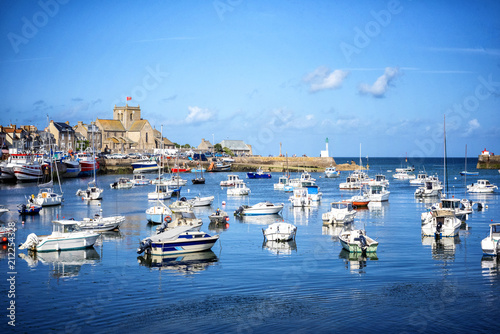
[481, 223, 500, 256]
[262, 222, 297, 241]
[62, 158, 81, 178]
[132, 173, 150, 185]
[0, 153, 33, 181]
[371, 174, 389, 187]
[148, 184, 172, 200]
[220, 174, 241, 187]
[467, 180, 497, 193]
[13, 155, 45, 181]
[74, 213, 125, 232]
[227, 180, 250, 196]
[110, 177, 134, 189]
[324, 165, 340, 178]
[19, 220, 100, 252]
[208, 161, 231, 172]
[146, 201, 173, 224]
[76, 152, 99, 176]
[171, 164, 191, 173]
[421, 210, 461, 238]
[339, 229, 378, 253]
[247, 167, 271, 179]
[393, 168, 416, 180]
[209, 209, 229, 223]
[274, 175, 291, 190]
[132, 159, 159, 174]
[137, 223, 219, 256]
[339, 172, 368, 190]
[234, 202, 284, 216]
[322, 201, 356, 224]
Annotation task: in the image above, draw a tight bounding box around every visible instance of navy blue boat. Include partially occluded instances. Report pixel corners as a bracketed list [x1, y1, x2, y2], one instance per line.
[247, 167, 271, 179]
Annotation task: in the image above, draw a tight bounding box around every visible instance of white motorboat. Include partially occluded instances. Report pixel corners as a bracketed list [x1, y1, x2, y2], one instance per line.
[440, 198, 472, 222]
[339, 229, 378, 253]
[410, 172, 428, 185]
[274, 175, 291, 190]
[75, 213, 125, 232]
[366, 182, 390, 202]
[234, 202, 284, 216]
[393, 168, 416, 180]
[262, 222, 297, 241]
[421, 210, 461, 238]
[146, 201, 173, 224]
[209, 209, 229, 223]
[110, 177, 134, 189]
[481, 223, 500, 256]
[0, 205, 9, 218]
[370, 174, 389, 187]
[76, 181, 103, 200]
[34, 187, 63, 207]
[187, 195, 214, 207]
[19, 220, 100, 252]
[163, 174, 188, 186]
[324, 165, 340, 178]
[132, 173, 150, 185]
[148, 184, 172, 200]
[467, 179, 498, 193]
[227, 180, 250, 196]
[339, 172, 369, 190]
[220, 174, 241, 187]
[415, 179, 442, 198]
[289, 187, 312, 207]
[169, 198, 193, 212]
[137, 223, 219, 256]
[322, 201, 356, 224]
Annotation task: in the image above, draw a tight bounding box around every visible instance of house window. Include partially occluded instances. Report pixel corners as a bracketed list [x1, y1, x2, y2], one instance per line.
[130, 113, 133, 121]
[145, 133, 148, 143]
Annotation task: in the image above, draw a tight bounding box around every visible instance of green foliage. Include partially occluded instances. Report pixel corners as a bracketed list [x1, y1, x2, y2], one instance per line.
[214, 143, 223, 152]
[223, 147, 234, 156]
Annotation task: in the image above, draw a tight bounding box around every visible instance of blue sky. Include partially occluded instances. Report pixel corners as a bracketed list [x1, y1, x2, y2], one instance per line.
[1, 0, 499, 158]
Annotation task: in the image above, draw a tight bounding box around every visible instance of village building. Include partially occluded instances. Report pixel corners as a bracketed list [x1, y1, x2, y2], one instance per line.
[48, 121, 76, 151]
[197, 138, 213, 152]
[73, 121, 102, 151]
[219, 140, 252, 156]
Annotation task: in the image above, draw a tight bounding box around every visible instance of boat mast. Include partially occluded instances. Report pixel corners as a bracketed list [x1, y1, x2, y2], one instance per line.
[443, 115, 448, 197]
[464, 144, 467, 197]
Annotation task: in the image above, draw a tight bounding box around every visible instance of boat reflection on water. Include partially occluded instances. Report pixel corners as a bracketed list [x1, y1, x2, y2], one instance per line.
[99, 230, 125, 242]
[234, 213, 282, 225]
[262, 239, 297, 255]
[338, 249, 378, 274]
[322, 222, 354, 240]
[481, 256, 500, 279]
[367, 201, 389, 217]
[18, 248, 100, 278]
[137, 250, 218, 274]
[421, 236, 460, 260]
[208, 221, 230, 233]
[289, 206, 314, 226]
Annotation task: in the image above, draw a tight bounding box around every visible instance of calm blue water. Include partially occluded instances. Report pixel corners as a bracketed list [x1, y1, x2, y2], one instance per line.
[1, 157, 499, 333]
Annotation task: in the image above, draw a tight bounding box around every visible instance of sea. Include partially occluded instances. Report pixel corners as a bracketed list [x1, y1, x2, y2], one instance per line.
[1, 157, 499, 333]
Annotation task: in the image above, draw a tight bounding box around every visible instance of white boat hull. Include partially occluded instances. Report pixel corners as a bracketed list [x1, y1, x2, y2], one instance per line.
[263, 222, 297, 241]
[27, 233, 100, 252]
[149, 235, 219, 255]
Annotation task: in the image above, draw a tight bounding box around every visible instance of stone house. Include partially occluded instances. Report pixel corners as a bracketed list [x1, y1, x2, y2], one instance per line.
[48, 121, 76, 151]
[219, 140, 252, 156]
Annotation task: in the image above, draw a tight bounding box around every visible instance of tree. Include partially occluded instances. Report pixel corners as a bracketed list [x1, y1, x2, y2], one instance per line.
[223, 147, 234, 156]
[214, 143, 222, 152]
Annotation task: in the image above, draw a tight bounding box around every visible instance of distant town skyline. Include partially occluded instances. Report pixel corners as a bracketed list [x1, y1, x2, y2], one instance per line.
[1, 1, 500, 158]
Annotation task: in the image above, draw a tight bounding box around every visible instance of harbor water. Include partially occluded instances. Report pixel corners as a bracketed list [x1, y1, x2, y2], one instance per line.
[1, 157, 499, 333]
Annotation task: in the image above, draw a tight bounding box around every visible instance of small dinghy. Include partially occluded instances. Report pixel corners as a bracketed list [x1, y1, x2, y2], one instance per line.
[339, 229, 378, 254]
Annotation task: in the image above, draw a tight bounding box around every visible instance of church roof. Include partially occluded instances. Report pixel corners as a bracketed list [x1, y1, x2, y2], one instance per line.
[97, 119, 126, 132]
[128, 120, 148, 132]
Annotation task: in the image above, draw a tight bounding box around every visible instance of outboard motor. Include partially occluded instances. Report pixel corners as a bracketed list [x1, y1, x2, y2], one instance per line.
[435, 221, 443, 240]
[359, 234, 368, 254]
[19, 233, 39, 250]
[235, 206, 244, 216]
[137, 238, 152, 254]
[157, 220, 169, 234]
[180, 197, 187, 202]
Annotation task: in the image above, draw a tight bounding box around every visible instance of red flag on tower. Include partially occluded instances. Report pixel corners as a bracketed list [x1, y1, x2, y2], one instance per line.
[126, 96, 132, 101]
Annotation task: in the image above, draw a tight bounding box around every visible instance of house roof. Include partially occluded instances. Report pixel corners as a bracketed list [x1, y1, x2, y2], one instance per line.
[197, 139, 213, 150]
[128, 120, 147, 132]
[97, 119, 126, 132]
[53, 122, 75, 133]
[220, 140, 250, 151]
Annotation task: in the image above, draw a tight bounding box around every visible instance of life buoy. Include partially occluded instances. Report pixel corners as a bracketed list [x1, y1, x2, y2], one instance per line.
[164, 215, 171, 222]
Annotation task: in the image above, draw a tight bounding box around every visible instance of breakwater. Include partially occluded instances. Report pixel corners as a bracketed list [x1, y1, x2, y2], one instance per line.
[98, 156, 362, 174]
[477, 155, 500, 169]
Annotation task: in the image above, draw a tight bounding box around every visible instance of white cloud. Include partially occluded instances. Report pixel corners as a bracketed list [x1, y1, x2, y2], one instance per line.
[184, 106, 216, 124]
[358, 67, 400, 98]
[304, 67, 349, 92]
[463, 118, 480, 136]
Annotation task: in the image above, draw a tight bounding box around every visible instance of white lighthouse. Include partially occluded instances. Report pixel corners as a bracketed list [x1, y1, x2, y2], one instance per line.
[320, 137, 329, 158]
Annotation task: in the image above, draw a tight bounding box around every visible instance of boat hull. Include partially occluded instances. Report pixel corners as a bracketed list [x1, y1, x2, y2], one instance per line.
[150, 235, 219, 255]
[36, 234, 100, 252]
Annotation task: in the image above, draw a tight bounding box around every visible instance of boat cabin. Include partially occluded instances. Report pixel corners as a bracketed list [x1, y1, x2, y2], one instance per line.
[441, 198, 461, 210]
[52, 220, 82, 234]
[489, 223, 500, 238]
[331, 202, 353, 211]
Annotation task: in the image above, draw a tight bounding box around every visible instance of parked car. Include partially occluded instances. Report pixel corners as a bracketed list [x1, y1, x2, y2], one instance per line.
[127, 153, 142, 159]
[111, 153, 127, 159]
